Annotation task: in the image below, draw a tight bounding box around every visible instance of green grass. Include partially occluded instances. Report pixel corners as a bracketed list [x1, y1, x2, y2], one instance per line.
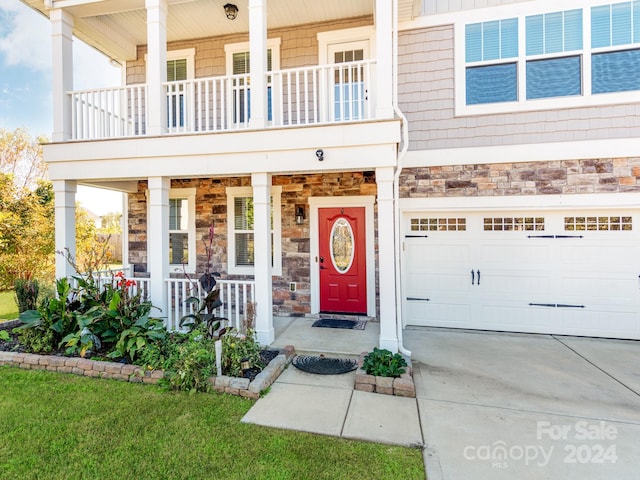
[0, 367, 425, 480]
[0, 291, 18, 322]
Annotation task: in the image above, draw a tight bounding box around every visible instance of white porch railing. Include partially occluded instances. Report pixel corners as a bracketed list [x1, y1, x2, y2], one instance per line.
[70, 85, 147, 140]
[66, 60, 375, 140]
[165, 278, 255, 332]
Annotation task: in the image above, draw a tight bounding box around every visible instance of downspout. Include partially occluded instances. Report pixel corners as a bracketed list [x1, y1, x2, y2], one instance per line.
[392, 0, 411, 357]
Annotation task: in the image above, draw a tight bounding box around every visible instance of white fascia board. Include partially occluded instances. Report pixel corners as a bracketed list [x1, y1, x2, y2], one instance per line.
[47, 143, 399, 181]
[404, 138, 640, 168]
[44, 120, 401, 180]
[399, 192, 640, 212]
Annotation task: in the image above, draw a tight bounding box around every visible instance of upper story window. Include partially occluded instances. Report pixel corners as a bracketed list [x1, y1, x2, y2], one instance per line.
[465, 18, 518, 104]
[457, 1, 640, 115]
[225, 39, 281, 125]
[525, 9, 583, 99]
[591, 2, 640, 93]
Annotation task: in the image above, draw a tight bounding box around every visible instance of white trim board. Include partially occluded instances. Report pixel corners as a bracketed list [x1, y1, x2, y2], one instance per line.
[403, 138, 640, 167]
[308, 195, 376, 317]
[399, 192, 640, 212]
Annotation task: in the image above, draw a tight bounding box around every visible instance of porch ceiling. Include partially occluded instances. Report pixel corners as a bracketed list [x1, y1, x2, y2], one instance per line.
[22, 0, 420, 63]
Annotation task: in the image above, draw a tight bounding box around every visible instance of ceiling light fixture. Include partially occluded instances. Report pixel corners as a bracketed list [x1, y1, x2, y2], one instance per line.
[224, 3, 238, 20]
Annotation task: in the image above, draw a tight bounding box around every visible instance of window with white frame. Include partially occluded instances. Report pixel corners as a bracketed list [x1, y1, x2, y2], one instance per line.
[591, 1, 640, 93]
[226, 186, 282, 275]
[458, 1, 640, 114]
[225, 39, 281, 124]
[165, 49, 195, 130]
[168, 188, 196, 273]
[465, 18, 519, 104]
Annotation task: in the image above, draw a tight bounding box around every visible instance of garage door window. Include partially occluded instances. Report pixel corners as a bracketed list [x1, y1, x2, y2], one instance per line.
[483, 217, 545, 231]
[410, 217, 467, 231]
[565, 215, 633, 231]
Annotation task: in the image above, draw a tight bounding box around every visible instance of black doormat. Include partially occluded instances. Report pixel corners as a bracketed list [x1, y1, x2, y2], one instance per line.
[292, 355, 358, 375]
[311, 318, 366, 330]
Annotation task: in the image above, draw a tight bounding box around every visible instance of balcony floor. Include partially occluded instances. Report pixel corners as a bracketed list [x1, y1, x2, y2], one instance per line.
[270, 316, 379, 356]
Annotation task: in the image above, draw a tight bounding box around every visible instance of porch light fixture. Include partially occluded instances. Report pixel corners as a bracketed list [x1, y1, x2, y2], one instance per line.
[315, 149, 324, 161]
[224, 3, 238, 20]
[295, 205, 305, 225]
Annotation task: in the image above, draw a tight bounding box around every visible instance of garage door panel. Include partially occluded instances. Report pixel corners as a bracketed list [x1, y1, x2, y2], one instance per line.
[406, 299, 472, 327]
[559, 245, 639, 268]
[406, 243, 471, 266]
[476, 244, 552, 267]
[478, 304, 556, 332]
[406, 272, 471, 296]
[403, 209, 640, 340]
[483, 273, 554, 297]
[559, 275, 636, 300]
[560, 308, 640, 338]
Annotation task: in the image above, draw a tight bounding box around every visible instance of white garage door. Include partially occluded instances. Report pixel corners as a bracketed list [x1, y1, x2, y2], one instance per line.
[403, 210, 640, 339]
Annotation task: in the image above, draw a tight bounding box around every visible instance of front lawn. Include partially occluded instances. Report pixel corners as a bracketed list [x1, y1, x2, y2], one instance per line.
[0, 291, 18, 322]
[0, 367, 425, 480]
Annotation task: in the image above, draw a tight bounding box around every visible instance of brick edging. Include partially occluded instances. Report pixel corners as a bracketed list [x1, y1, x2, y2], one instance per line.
[0, 320, 20, 331]
[0, 345, 296, 399]
[354, 352, 416, 398]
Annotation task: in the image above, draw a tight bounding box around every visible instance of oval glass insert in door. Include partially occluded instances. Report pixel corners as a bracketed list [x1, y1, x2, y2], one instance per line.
[330, 218, 355, 274]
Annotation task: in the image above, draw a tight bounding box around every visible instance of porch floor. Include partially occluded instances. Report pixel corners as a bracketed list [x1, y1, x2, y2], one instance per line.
[270, 316, 379, 356]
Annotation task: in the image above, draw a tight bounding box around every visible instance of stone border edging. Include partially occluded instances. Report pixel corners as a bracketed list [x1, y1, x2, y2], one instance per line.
[0, 320, 20, 330]
[354, 352, 416, 397]
[0, 345, 296, 399]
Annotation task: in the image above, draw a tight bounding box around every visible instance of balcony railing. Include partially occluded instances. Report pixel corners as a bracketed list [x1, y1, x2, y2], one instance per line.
[67, 60, 375, 141]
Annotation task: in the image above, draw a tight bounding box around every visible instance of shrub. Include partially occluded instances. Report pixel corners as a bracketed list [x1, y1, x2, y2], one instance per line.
[160, 329, 217, 393]
[14, 279, 39, 313]
[362, 347, 407, 378]
[220, 328, 263, 377]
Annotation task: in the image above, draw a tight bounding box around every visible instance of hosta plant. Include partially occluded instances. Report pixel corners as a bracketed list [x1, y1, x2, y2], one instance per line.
[362, 347, 408, 378]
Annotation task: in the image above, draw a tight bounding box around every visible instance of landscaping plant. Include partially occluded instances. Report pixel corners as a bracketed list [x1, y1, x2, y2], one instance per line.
[14, 279, 39, 313]
[362, 347, 408, 378]
[220, 328, 263, 377]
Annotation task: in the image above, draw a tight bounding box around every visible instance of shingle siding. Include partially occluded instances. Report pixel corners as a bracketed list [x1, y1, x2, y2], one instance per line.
[398, 25, 640, 151]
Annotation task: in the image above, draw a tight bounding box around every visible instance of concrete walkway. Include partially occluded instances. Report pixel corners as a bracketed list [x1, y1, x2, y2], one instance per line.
[243, 322, 640, 479]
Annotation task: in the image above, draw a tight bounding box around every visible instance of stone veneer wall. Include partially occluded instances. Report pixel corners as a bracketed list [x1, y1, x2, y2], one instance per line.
[400, 158, 640, 198]
[128, 172, 377, 317]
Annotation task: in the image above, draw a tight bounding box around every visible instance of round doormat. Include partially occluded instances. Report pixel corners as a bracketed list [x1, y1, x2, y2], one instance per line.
[292, 355, 358, 375]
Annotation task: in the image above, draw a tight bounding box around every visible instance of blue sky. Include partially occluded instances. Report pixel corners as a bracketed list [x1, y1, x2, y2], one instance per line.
[0, 0, 123, 214]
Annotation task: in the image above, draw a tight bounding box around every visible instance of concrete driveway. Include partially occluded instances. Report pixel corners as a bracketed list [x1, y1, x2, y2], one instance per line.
[405, 328, 640, 479]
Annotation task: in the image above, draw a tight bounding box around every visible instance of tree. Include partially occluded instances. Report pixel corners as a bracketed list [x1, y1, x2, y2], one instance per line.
[0, 128, 47, 191]
[99, 212, 122, 234]
[0, 175, 55, 289]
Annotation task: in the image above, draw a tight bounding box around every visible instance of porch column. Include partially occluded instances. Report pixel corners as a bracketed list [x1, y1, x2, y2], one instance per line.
[376, 167, 399, 352]
[148, 177, 170, 320]
[248, 0, 267, 128]
[50, 9, 74, 142]
[53, 180, 77, 279]
[374, 0, 394, 119]
[252, 172, 274, 345]
[145, 0, 168, 136]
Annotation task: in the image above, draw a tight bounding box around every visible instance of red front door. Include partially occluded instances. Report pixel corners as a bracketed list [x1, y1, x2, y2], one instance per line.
[319, 207, 367, 314]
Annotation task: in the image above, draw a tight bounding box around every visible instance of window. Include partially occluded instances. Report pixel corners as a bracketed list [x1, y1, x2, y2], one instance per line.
[457, 2, 640, 114]
[167, 59, 187, 128]
[592, 2, 640, 93]
[225, 40, 281, 125]
[525, 10, 583, 99]
[169, 189, 196, 273]
[226, 186, 282, 275]
[465, 18, 519, 105]
[164, 49, 195, 131]
[333, 46, 367, 120]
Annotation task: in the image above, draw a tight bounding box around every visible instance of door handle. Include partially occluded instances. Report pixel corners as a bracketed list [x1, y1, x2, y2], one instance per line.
[471, 270, 475, 285]
[320, 266, 327, 270]
[477, 270, 480, 285]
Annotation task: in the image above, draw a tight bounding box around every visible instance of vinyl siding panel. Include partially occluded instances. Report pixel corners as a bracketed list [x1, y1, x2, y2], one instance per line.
[398, 25, 640, 151]
[422, 0, 531, 16]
